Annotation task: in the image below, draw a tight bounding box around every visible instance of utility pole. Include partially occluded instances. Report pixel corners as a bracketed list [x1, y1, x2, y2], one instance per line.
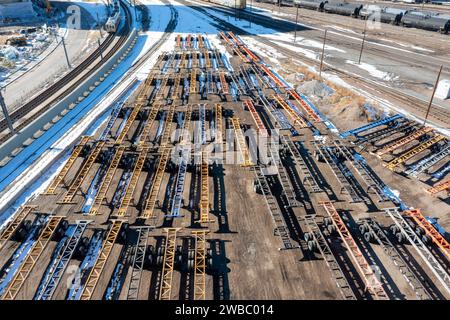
[423, 65, 443, 127]
[294, 4, 299, 43]
[235, 0, 237, 21]
[98, 39, 103, 60]
[61, 37, 71, 69]
[319, 29, 327, 78]
[358, 19, 368, 65]
[0, 89, 15, 134]
[133, 0, 138, 22]
[96, 13, 103, 38]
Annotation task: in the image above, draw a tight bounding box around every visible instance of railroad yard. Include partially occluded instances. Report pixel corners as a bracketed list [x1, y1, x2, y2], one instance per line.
[0, 0, 449, 302]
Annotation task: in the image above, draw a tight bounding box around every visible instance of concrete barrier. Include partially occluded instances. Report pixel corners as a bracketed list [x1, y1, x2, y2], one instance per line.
[0, 29, 138, 216]
[0, 28, 138, 163]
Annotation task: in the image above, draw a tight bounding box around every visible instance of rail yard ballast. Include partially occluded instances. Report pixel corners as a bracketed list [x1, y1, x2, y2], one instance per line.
[0, 32, 449, 300]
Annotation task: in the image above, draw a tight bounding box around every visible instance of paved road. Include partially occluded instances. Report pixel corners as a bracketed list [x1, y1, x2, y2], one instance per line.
[2, 1, 109, 113]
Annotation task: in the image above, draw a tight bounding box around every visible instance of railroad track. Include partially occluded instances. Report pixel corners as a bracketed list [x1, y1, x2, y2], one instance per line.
[177, 0, 450, 128]
[129, 0, 178, 74]
[0, 0, 132, 144]
[253, 2, 450, 66]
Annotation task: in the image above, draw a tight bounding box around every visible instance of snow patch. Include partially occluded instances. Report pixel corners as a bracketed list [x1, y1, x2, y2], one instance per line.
[346, 60, 398, 82]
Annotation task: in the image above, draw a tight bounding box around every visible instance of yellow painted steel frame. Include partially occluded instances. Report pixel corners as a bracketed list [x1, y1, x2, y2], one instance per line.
[377, 127, 433, 156]
[160, 105, 176, 147]
[384, 135, 445, 170]
[426, 179, 450, 195]
[1, 216, 63, 300]
[89, 146, 125, 215]
[320, 201, 388, 300]
[117, 148, 149, 217]
[231, 117, 254, 167]
[204, 50, 211, 68]
[115, 104, 143, 144]
[141, 147, 172, 219]
[146, 71, 156, 84]
[198, 151, 211, 223]
[181, 104, 193, 145]
[0, 205, 34, 250]
[62, 141, 106, 203]
[193, 230, 209, 300]
[190, 70, 197, 93]
[44, 136, 90, 194]
[180, 53, 186, 70]
[159, 228, 180, 300]
[215, 104, 223, 144]
[154, 54, 165, 70]
[233, 47, 248, 63]
[192, 51, 198, 68]
[137, 74, 153, 103]
[79, 220, 123, 300]
[172, 73, 182, 100]
[138, 103, 160, 148]
[272, 94, 308, 128]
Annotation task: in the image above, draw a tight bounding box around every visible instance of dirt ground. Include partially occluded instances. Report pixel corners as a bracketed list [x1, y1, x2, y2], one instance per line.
[0, 32, 448, 301]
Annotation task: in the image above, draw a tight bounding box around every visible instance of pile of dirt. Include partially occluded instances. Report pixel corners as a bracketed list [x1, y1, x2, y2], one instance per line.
[279, 61, 390, 132]
[297, 79, 334, 100]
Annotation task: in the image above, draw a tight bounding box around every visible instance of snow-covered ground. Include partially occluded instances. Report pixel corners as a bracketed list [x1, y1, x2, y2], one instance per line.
[0, 0, 162, 228]
[380, 38, 435, 53]
[248, 4, 439, 57]
[74, 0, 109, 26]
[0, 26, 68, 87]
[346, 60, 399, 82]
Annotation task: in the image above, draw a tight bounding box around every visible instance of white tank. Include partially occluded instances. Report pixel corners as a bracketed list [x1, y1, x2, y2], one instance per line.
[209, 0, 246, 9]
[436, 79, 450, 100]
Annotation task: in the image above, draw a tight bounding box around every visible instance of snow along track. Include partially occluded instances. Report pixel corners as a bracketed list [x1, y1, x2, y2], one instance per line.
[0, 0, 132, 141]
[174, 0, 450, 134]
[0, 0, 179, 226]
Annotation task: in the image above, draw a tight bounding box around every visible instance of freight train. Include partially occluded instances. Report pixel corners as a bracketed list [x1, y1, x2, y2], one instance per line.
[260, 0, 450, 33]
